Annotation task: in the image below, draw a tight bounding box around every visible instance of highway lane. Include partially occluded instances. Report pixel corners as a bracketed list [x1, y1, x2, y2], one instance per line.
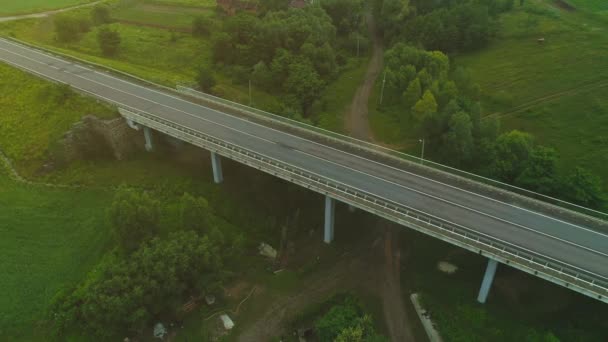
[1, 38, 606, 279]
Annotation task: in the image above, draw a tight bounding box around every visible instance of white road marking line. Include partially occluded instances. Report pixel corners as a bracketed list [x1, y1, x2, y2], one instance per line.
[1, 41, 607, 246]
[294, 148, 608, 258]
[2, 38, 604, 236]
[2, 53, 607, 280]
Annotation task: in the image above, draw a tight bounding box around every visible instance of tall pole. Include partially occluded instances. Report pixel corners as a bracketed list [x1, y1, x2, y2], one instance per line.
[379, 71, 387, 105]
[248, 79, 252, 107]
[419, 138, 425, 165]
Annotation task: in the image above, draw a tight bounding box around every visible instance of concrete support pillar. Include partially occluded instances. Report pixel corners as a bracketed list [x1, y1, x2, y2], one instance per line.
[477, 258, 499, 304]
[324, 196, 335, 244]
[143, 126, 154, 152]
[210, 152, 223, 184]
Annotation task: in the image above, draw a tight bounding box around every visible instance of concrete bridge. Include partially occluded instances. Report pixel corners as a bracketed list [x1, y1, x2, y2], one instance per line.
[1, 37, 607, 304]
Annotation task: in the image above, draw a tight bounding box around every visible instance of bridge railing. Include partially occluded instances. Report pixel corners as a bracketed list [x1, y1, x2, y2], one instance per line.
[4, 36, 605, 222]
[120, 106, 608, 303]
[176, 85, 608, 223]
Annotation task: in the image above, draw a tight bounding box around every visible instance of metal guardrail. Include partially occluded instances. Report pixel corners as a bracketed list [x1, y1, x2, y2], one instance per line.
[177, 85, 608, 221]
[4, 36, 605, 220]
[3, 36, 606, 302]
[119, 106, 608, 303]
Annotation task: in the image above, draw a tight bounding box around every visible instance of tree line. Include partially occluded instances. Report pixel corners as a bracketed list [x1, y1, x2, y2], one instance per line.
[49, 186, 244, 338]
[374, 0, 605, 209]
[196, 0, 366, 116]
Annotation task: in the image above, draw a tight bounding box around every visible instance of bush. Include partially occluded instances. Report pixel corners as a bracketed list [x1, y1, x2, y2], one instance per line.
[91, 5, 111, 25]
[192, 16, 211, 36]
[97, 27, 121, 57]
[196, 66, 216, 92]
[54, 15, 90, 43]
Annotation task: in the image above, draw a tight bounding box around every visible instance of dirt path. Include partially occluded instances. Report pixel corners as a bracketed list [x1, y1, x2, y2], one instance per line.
[0, 1, 104, 23]
[381, 229, 416, 342]
[345, 10, 384, 141]
[236, 227, 417, 341]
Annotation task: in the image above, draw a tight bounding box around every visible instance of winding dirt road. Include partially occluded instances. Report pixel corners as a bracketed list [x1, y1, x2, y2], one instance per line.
[345, 11, 384, 141]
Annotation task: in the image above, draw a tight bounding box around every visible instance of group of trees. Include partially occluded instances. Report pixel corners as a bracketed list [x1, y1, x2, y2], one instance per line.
[50, 187, 244, 338]
[315, 296, 387, 342]
[54, 5, 120, 57]
[195, 1, 365, 115]
[380, 43, 604, 208]
[377, 0, 516, 52]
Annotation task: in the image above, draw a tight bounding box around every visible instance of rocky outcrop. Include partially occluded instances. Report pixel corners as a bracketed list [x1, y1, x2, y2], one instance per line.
[60, 115, 141, 163]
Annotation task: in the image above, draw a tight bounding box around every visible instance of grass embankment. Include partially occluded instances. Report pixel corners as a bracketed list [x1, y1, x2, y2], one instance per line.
[454, 0, 608, 189]
[0, 63, 116, 176]
[0, 0, 97, 17]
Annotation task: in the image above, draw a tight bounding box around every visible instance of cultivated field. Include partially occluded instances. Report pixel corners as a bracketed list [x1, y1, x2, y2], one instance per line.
[0, 172, 112, 339]
[0, 0, 96, 16]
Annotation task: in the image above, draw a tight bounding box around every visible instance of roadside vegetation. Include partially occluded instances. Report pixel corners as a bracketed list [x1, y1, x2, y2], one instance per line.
[369, 0, 606, 210]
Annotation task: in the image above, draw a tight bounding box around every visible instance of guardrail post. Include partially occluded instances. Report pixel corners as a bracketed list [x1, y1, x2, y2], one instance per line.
[477, 258, 499, 304]
[324, 196, 335, 244]
[210, 152, 223, 184]
[143, 126, 154, 152]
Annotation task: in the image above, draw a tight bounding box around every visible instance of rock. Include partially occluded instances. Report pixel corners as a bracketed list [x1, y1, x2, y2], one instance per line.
[437, 261, 458, 274]
[220, 314, 235, 330]
[205, 294, 216, 305]
[153, 322, 167, 339]
[258, 242, 277, 259]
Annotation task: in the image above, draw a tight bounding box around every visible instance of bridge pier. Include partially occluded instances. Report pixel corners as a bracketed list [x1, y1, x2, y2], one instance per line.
[477, 258, 499, 304]
[143, 126, 154, 152]
[324, 196, 335, 244]
[210, 152, 223, 184]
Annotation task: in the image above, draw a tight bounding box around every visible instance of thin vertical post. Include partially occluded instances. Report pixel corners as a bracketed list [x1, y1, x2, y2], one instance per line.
[143, 126, 154, 152]
[324, 196, 335, 244]
[210, 152, 223, 184]
[477, 259, 499, 303]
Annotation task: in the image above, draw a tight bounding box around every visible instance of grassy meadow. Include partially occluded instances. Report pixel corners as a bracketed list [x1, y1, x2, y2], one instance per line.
[0, 0, 97, 16]
[0, 171, 113, 340]
[455, 0, 608, 189]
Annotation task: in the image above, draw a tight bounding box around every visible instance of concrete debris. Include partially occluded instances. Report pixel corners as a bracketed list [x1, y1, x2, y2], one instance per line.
[258, 242, 277, 259]
[205, 294, 216, 305]
[153, 323, 167, 339]
[220, 314, 235, 330]
[437, 261, 458, 274]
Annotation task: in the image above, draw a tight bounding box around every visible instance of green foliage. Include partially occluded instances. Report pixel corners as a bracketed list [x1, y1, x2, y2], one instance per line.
[560, 167, 605, 209]
[91, 4, 111, 26]
[413, 90, 438, 123]
[192, 15, 212, 37]
[315, 296, 387, 342]
[54, 15, 91, 43]
[320, 0, 364, 35]
[196, 65, 217, 92]
[97, 27, 121, 56]
[444, 111, 474, 166]
[178, 192, 212, 233]
[489, 130, 534, 182]
[284, 59, 325, 113]
[109, 186, 161, 253]
[50, 230, 224, 338]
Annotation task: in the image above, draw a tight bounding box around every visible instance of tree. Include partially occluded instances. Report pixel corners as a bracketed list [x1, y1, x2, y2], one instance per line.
[560, 167, 604, 209]
[178, 193, 212, 233]
[108, 186, 160, 252]
[444, 111, 474, 166]
[196, 65, 216, 92]
[403, 78, 422, 109]
[54, 16, 84, 43]
[490, 130, 534, 182]
[91, 5, 111, 25]
[97, 27, 121, 56]
[284, 60, 324, 114]
[412, 90, 438, 123]
[192, 16, 211, 37]
[515, 146, 559, 195]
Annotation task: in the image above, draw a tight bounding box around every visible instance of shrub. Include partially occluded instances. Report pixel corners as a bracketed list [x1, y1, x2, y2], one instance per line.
[97, 27, 121, 57]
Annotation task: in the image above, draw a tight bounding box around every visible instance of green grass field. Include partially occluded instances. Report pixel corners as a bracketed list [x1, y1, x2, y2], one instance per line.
[112, 2, 216, 30]
[454, 0, 608, 189]
[0, 173, 113, 340]
[0, 63, 116, 176]
[565, 0, 608, 12]
[0, 0, 96, 16]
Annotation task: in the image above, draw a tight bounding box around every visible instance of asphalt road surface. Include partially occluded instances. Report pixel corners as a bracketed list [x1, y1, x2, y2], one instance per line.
[1, 38, 606, 282]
